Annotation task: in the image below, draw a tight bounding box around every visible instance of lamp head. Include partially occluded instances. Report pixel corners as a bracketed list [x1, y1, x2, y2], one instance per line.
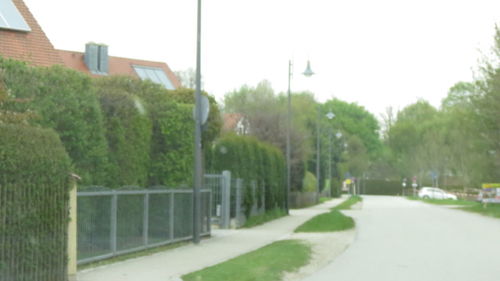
[303, 60, 315, 77]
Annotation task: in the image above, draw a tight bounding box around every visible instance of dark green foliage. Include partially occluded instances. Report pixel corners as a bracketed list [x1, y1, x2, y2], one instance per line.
[0, 124, 72, 281]
[210, 134, 286, 217]
[94, 76, 196, 187]
[330, 178, 342, 198]
[0, 58, 109, 185]
[150, 101, 194, 186]
[147, 99, 194, 187]
[94, 78, 152, 187]
[363, 179, 403, 195]
[168, 87, 222, 146]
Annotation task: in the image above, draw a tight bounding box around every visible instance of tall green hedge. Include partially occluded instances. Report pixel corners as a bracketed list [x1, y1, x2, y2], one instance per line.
[210, 134, 285, 217]
[143, 91, 194, 187]
[0, 58, 109, 185]
[363, 179, 402, 195]
[0, 124, 72, 281]
[168, 87, 222, 146]
[0, 58, 210, 188]
[93, 76, 196, 187]
[94, 78, 153, 187]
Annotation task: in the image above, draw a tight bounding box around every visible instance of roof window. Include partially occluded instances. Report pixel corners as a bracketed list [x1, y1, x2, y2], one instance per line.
[133, 65, 175, 90]
[0, 0, 31, 32]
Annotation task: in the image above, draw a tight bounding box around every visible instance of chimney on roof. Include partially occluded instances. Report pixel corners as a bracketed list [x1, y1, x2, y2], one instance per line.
[84, 43, 108, 75]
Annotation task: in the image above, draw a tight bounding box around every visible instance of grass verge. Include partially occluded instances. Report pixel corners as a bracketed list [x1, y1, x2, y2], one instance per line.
[78, 241, 189, 271]
[319, 197, 332, 203]
[461, 203, 500, 219]
[181, 240, 311, 281]
[242, 208, 287, 228]
[295, 210, 354, 232]
[422, 198, 478, 206]
[332, 195, 363, 211]
[408, 196, 500, 219]
[407, 196, 476, 206]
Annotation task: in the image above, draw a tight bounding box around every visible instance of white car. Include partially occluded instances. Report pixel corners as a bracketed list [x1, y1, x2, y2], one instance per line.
[418, 187, 457, 200]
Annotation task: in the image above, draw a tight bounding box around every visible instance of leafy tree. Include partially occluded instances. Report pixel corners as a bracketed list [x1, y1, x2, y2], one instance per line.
[321, 99, 382, 158]
[473, 25, 500, 178]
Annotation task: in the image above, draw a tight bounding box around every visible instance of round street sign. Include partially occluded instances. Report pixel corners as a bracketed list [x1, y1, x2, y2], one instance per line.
[193, 95, 210, 125]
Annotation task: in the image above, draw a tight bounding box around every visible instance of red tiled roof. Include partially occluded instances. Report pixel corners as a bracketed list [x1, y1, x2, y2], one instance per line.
[58, 49, 181, 88]
[223, 113, 244, 132]
[0, 0, 62, 66]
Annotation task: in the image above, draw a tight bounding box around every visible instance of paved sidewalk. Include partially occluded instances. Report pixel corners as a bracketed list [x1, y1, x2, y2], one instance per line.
[77, 197, 346, 281]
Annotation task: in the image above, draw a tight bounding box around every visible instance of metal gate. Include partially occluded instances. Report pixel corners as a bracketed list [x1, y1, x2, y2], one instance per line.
[204, 171, 231, 228]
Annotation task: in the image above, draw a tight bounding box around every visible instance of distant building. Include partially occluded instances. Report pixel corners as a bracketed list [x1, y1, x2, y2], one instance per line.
[0, 0, 180, 89]
[223, 113, 250, 135]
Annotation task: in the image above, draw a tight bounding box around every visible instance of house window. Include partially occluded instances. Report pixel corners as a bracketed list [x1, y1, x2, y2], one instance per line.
[133, 65, 175, 90]
[0, 0, 31, 32]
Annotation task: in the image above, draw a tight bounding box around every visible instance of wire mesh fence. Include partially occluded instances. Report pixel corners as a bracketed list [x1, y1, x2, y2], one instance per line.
[77, 187, 211, 265]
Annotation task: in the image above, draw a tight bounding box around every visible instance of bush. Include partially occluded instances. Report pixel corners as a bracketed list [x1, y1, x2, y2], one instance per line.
[168, 87, 222, 146]
[364, 179, 402, 195]
[302, 171, 317, 192]
[94, 76, 198, 187]
[331, 178, 342, 198]
[94, 78, 152, 187]
[0, 124, 72, 281]
[0, 59, 109, 185]
[210, 134, 286, 216]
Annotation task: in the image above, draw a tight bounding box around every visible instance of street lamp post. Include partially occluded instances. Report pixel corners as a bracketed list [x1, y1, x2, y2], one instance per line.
[193, 0, 203, 244]
[286, 60, 314, 213]
[325, 112, 335, 196]
[315, 106, 320, 197]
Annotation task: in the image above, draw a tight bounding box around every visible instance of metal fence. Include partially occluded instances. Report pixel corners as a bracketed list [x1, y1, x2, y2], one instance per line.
[77, 187, 211, 265]
[205, 172, 231, 228]
[205, 171, 266, 229]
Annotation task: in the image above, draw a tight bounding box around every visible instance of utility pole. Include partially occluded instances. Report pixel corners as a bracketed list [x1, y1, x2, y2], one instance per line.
[193, 0, 202, 244]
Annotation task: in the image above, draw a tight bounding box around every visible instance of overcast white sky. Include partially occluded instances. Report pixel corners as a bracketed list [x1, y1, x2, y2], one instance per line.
[25, 0, 499, 116]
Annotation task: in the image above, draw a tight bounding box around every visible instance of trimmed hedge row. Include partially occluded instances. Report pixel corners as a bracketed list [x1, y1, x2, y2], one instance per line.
[94, 78, 153, 187]
[0, 58, 218, 187]
[0, 59, 109, 185]
[363, 179, 402, 195]
[0, 124, 71, 281]
[94, 77, 199, 187]
[209, 134, 286, 217]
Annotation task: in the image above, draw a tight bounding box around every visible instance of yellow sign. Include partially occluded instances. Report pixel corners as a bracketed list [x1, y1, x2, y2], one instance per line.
[345, 179, 352, 185]
[482, 183, 500, 189]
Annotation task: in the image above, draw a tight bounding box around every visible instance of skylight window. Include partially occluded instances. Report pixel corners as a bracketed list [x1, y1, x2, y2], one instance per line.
[133, 65, 175, 90]
[0, 0, 31, 32]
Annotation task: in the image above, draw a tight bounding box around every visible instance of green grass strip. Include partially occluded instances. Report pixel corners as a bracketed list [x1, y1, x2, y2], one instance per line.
[408, 196, 500, 219]
[242, 208, 287, 228]
[407, 196, 478, 206]
[421, 198, 478, 206]
[181, 240, 311, 281]
[461, 203, 500, 219]
[332, 195, 363, 211]
[295, 210, 355, 233]
[319, 197, 332, 203]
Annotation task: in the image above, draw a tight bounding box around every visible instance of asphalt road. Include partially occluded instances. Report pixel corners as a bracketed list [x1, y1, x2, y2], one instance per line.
[302, 196, 500, 281]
